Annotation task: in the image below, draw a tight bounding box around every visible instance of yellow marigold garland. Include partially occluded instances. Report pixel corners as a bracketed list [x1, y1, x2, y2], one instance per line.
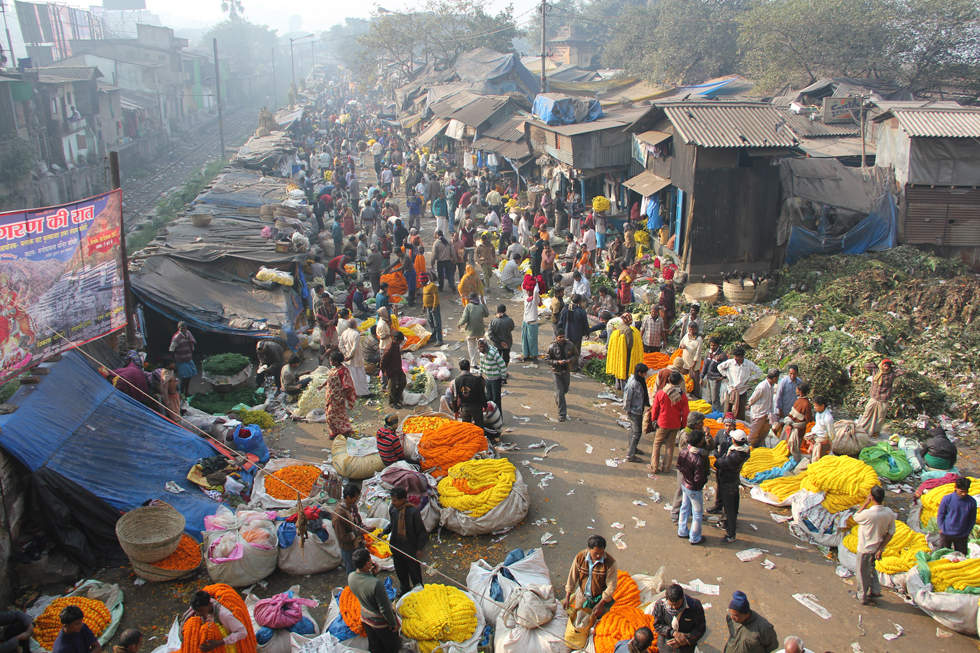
[920, 478, 980, 528]
[364, 528, 391, 558]
[800, 455, 880, 513]
[740, 441, 790, 479]
[605, 327, 643, 381]
[759, 471, 809, 501]
[928, 557, 980, 592]
[841, 520, 929, 574]
[438, 459, 516, 518]
[399, 585, 478, 653]
[401, 415, 454, 437]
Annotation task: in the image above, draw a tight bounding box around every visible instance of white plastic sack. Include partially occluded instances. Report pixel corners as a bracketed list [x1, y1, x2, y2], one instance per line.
[789, 490, 849, 547]
[332, 436, 385, 480]
[204, 524, 278, 587]
[278, 528, 342, 575]
[150, 619, 182, 653]
[749, 485, 801, 507]
[252, 458, 330, 509]
[467, 548, 552, 623]
[395, 586, 486, 653]
[323, 588, 370, 651]
[907, 567, 979, 635]
[366, 497, 440, 534]
[441, 470, 530, 536]
[494, 585, 569, 653]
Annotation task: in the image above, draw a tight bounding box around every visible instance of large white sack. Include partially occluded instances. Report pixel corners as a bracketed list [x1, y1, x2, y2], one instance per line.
[907, 567, 979, 635]
[395, 586, 486, 653]
[441, 471, 530, 536]
[494, 585, 569, 653]
[323, 588, 371, 651]
[278, 529, 342, 575]
[252, 458, 332, 510]
[749, 485, 801, 507]
[204, 525, 278, 587]
[467, 548, 552, 623]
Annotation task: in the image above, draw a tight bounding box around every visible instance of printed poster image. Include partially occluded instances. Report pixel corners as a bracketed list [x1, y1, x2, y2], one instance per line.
[0, 189, 126, 383]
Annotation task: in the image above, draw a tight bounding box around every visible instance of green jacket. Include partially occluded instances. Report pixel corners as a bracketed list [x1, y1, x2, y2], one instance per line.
[458, 302, 490, 338]
[724, 612, 778, 653]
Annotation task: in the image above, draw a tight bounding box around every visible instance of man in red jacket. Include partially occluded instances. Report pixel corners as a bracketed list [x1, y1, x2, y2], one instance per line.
[649, 370, 690, 474]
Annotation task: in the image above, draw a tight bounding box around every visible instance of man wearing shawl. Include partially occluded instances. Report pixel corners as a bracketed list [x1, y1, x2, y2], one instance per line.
[339, 319, 370, 396]
[606, 313, 644, 392]
[858, 359, 898, 437]
[457, 264, 484, 306]
[320, 351, 356, 439]
[103, 351, 150, 406]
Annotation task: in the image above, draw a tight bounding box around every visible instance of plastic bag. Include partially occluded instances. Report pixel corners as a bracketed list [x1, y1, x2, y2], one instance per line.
[467, 548, 552, 623]
[254, 593, 319, 629]
[494, 585, 569, 653]
[256, 266, 295, 286]
[150, 619, 182, 653]
[563, 607, 591, 651]
[441, 470, 530, 537]
[204, 517, 279, 587]
[206, 505, 239, 532]
[859, 443, 913, 481]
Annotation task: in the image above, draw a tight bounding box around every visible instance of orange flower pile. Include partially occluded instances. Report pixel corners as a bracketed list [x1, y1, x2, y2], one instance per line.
[612, 570, 641, 608]
[264, 465, 321, 500]
[401, 415, 455, 436]
[684, 375, 694, 393]
[595, 607, 657, 653]
[704, 419, 725, 437]
[417, 421, 488, 478]
[35, 597, 111, 649]
[381, 273, 408, 296]
[151, 533, 201, 571]
[717, 306, 739, 316]
[669, 349, 684, 364]
[181, 584, 257, 653]
[643, 352, 671, 370]
[414, 254, 427, 285]
[339, 587, 367, 637]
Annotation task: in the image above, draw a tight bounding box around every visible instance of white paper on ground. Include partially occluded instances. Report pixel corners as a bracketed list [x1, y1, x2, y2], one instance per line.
[736, 548, 764, 562]
[793, 593, 831, 620]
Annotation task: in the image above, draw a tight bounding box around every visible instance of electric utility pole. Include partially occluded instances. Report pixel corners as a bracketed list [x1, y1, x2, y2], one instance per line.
[540, 0, 548, 94]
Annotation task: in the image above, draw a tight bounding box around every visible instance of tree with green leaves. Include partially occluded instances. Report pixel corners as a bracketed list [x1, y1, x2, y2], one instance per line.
[220, 0, 244, 20]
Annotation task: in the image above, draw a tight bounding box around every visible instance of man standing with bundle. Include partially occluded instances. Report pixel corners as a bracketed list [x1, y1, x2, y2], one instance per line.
[714, 429, 751, 544]
[747, 369, 780, 448]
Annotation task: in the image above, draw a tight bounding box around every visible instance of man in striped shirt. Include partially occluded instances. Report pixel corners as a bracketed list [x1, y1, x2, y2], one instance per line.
[478, 338, 508, 413]
[375, 414, 417, 466]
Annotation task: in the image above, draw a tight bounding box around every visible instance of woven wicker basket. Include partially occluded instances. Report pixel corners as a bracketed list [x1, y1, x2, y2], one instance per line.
[276, 205, 299, 219]
[683, 283, 720, 305]
[131, 554, 201, 582]
[115, 503, 185, 563]
[238, 206, 262, 216]
[190, 214, 212, 228]
[743, 315, 781, 349]
[723, 280, 768, 304]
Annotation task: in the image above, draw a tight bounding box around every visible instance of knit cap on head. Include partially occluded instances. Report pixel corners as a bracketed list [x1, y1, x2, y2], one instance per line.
[729, 591, 750, 613]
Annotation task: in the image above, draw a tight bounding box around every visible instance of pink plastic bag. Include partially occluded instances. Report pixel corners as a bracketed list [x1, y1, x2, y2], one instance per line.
[253, 593, 319, 629]
[261, 226, 273, 239]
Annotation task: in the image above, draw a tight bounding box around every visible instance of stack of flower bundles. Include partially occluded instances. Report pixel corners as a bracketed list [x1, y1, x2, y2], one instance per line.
[397, 584, 483, 653]
[438, 458, 529, 536]
[417, 421, 488, 478]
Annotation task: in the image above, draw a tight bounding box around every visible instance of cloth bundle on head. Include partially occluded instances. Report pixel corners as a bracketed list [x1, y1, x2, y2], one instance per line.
[253, 593, 318, 629]
[729, 591, 750, 614]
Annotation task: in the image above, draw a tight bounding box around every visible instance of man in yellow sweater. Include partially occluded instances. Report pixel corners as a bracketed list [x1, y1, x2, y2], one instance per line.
[421, 274, 443, 345]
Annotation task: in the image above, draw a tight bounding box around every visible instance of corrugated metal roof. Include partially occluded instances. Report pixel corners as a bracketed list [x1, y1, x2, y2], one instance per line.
[530, 106, 649, 136]
[876, 108, 980, 138]
[446, 96, 510, 128]
[782, 114, 859, 137]
[471, 137, 531, 160]
[37, 66, 103, 83]
[483, 116, 526, 142]
[418, 118, 449, 146]
[663, 103, 799, 148]
[797, 137, 875, 158]
[623, 170, 671, 195]
[635, 130, 671, 146]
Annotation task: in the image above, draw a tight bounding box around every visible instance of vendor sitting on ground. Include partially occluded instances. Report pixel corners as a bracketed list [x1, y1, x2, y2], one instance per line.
[0, 609, 33, 653]
[52, 606, 101, 653]
[919, 423, 958, 471]
[280, 355, 310, 403]
[563, 535, 618, 626]
[376, 414, 419, 466]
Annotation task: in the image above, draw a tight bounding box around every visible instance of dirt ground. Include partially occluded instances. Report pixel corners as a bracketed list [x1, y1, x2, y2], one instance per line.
[73, 211, 979, 653]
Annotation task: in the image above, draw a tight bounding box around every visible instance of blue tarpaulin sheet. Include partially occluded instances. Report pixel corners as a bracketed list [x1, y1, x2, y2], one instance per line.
[0, 351, 245, 539]
[531, 94, 604, 126]
[785, 192, 897, 265]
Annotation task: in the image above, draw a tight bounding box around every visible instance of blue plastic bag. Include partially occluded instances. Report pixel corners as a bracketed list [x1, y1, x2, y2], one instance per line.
[234, 424, 270, 463]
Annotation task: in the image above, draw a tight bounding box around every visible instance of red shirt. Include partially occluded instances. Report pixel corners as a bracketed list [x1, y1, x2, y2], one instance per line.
[459, 192, 472, 208]
[328, 255, 344, 271]
[650, 389, 690, 430]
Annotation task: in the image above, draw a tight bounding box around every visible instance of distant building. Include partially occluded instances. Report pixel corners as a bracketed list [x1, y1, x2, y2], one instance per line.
[547, 26, 599, 70]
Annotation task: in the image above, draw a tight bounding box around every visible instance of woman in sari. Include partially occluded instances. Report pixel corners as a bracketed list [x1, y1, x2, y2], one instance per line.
[341, 202, 356, 237]
[158, 356, 181, 422]
[457, 264, 484, 306]
[321, 350, 356, 439]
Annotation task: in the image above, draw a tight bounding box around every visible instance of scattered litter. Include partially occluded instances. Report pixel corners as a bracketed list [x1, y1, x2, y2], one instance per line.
[585, 444, 594, 454]
[633, 500, 648, 507]
[611, 522, 624, 530]
[883, 623, 904, 641]
[529, 468, 549, 476]
[679, 579, 720, 596]
[504, 428, 515, 433]
[134, 578, 146, 586]
[663, 503, 673, 511]
[529, 440, 546, 448]
[577, 479, 585, 485]
[835, 566, 853, 579]
[937, 628, 953, 639]
[646, 488, 662, 503]
[537, 473, 554, 489]
[770, 513, 792, 523]
[543, 444, 559, 456]
[632, 517, 646, 529]
[702, 603, 712, 610]
[522, 364, 539, 369]
[572, 373, 584, 379]
[165, 481, 186, 494]
[605, 459, 620, 468]
[559, 528, 565, 535]
[617, 418, 632, 429]
[567, 489, 575, 496]
[850, 644, 863, 653]
[748, 523, 758, 531]
[492, 527, 513, 535]
[611, 533, 628, 549]
[736, 548, 764, 562]
[541, 532, 557, 545]
[496, 442, 519, 451]
[795, 545, 808, 550]
[857, 615, 865, 637]
[761, 559, 776, 570]
[793, 593, 831, 620]
[533, 457, 544, 461]
[500, 389, 513, 395]
[513, 416, 531, 423]
[597, 392, 618, 400]
[647, 474, 659, 481]
[490, 534, 509, 544]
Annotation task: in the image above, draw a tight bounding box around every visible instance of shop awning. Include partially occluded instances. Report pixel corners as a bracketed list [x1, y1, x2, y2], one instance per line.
[418, 118, 449, 146]
[635, 130, 671, 146]
[623, 170, 671, 196]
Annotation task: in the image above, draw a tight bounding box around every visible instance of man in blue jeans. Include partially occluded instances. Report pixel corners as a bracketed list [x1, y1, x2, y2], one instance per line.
[676, 429, 709, 545]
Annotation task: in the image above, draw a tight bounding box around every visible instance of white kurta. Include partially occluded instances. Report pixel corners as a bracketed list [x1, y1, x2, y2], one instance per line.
[339, 328, 370, 395]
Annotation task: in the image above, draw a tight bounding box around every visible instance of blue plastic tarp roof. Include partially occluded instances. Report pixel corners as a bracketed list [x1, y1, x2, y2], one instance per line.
[454, 48, 540, 98]
[0, 351, 236, 539]
[531, 94, 604, 126]
[785, 192, 898, 264]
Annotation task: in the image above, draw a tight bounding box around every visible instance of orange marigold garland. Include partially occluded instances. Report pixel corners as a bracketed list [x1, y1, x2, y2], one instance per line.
[417, 422, 488, 478]
[401, 415, 454, 437]
[668, 349, 684, 364]
[380, 273, 408, 296]
[179, 584, 258, 653]
[181, 618, 225, 653]
[612, 570, 641, 608]
[151, 533, 202, 571]
[263, 465, 322, 500]
[594, 607, 657, 653]
[339, 587, 367, 637]
[643, 352, 670, 371]
[34, 597, 111, 650]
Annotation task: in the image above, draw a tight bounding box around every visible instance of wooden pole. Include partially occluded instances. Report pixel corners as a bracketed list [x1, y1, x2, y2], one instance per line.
[109, 150, 137, 348]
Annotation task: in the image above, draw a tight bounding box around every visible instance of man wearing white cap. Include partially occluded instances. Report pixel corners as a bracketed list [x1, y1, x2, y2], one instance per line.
[713, 429, 751, 544]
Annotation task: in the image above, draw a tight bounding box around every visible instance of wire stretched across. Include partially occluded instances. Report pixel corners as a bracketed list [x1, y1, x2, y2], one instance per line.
[33, 324, 588, 645]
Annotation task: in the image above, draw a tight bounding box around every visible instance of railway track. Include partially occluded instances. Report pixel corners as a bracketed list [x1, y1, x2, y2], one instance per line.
[121, 104, 258, 227]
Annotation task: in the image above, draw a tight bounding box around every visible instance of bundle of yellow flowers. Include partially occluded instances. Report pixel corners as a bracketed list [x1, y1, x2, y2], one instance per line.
[34, 597, 111, 650]
[592, 196, 611, 213]
[688, 399, 712, 414]
[759, 471, 809, 501]
[633, 230, 651, 246]
[717, 306, 739, 316]
[438, 459, 516, 518]
[364, 528, 391, 558]
[920, 478, 980, 529]
[800, 455, 880, 513]
[399, 585, 478, 653]
[927, 556, 980, 592]
[740, 441, 790, 480]
[841, 520, 929, 574]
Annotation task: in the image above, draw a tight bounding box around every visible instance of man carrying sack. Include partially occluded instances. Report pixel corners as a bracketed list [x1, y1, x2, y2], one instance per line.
[563, 535, 618, 646]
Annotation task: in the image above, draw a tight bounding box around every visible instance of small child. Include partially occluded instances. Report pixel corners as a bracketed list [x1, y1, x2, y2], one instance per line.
[52, 607, 101, 653]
